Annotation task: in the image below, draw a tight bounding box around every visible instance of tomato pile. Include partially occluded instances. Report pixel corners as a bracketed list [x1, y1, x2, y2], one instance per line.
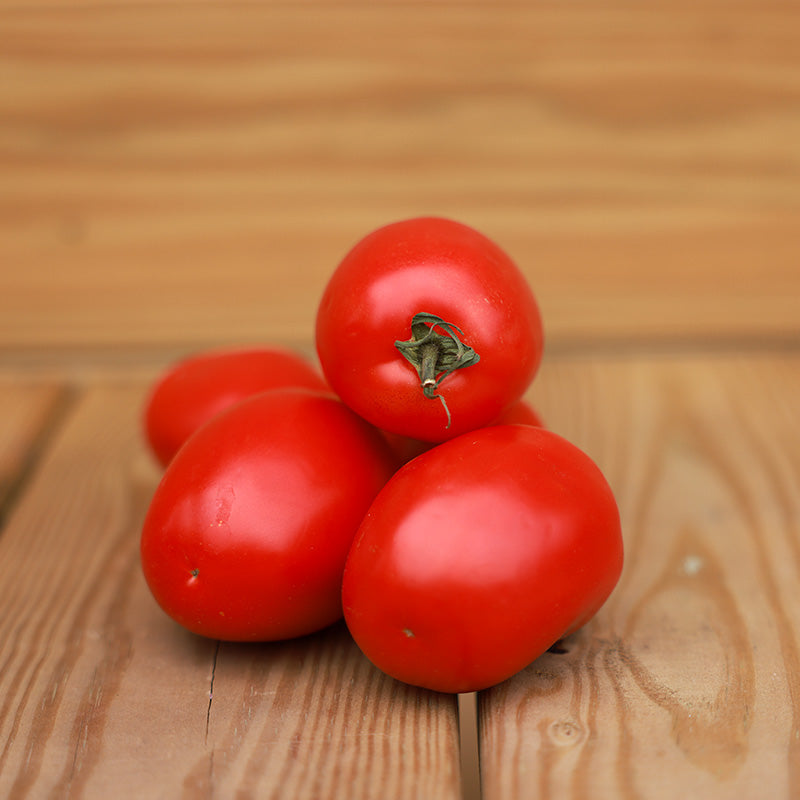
[140, 217, 623, 694]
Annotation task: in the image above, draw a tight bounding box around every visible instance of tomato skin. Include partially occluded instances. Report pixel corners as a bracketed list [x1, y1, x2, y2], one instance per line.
[493, 398, 544, 428]
[342, 425, 623, 693]
[315, 217, 544, 443]
[140, 389, 396, 642]
[382, 398, 545, 465]
[144, 347, 327, 467]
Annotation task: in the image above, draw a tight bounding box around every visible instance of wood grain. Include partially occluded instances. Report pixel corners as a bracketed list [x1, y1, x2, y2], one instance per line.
[0, 379, 460, 800]
[0, 379, 67, 521]
[2, 2, 799, 350]
[481, 354, 800, 799]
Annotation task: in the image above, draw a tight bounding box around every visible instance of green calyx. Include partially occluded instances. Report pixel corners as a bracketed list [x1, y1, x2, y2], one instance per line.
[394, 312, 480, 428]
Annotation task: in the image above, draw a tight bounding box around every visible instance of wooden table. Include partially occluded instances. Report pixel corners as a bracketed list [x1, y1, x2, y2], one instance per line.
[2, 3, 799, 798]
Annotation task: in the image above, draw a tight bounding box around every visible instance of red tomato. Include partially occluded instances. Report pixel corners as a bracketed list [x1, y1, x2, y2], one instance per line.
[494, 398, 544, 427]
[140, 388, 396, 642]
[382, 398, 545, 465]
[315, 217, 544, 443]
[342, 424, 623, 693]
[144, 347, 327, 467]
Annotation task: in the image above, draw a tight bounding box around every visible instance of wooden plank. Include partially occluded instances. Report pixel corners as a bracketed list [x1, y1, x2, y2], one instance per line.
[1, 2, 799, 350]
[0, 379, 460, 799]
[480, 353, 800, 799]
[0, 379, 66, 521]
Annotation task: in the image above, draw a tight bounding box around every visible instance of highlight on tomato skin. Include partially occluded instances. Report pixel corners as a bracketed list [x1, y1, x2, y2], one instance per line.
[315, 216, 545, 444]
[140, 387, 397, 643]
[143, 346, 327, 467]
[341, 424, 623, 694]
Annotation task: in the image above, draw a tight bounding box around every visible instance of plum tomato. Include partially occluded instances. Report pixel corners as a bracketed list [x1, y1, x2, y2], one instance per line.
[140, 388, 396, 642]
[382, 398, 545, 465]
[315, 217, 544, 443]
[493, 398, 543, 428]
[143, 347, 327, 467]
[341, 424, 623, 693]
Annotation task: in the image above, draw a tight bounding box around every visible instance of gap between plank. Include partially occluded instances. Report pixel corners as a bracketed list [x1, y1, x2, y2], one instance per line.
[458, 692, 481, 800]
[0, 384, 79, 534]
[205, 641, 221, 746]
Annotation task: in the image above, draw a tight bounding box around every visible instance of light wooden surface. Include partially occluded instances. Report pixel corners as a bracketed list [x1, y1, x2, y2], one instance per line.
[482, 354, 800, 800]
[2, 1, 799, 352]
[2, 2, 800, 799]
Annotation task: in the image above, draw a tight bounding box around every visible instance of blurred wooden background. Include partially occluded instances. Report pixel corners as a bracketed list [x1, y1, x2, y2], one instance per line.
[2, 1, 798, 357]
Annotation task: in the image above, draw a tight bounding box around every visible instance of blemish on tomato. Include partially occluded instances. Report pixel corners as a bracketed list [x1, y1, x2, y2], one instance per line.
[403, 628, 415, 638]
[214, 485, 236, 527]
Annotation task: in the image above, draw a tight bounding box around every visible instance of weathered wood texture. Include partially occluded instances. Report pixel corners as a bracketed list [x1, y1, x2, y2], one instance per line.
[0, 380, 460, 800]
[2, 355, 797, 798]
[481, 354, 800, 799]
[2, 2, 799, 351]
[0, 380, 65, 516]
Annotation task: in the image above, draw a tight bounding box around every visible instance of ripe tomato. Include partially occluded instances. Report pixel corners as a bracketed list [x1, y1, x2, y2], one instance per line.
[382, 398, 545, 465]
[140, 388, 396, 642]
[493, 398, 544, 428]
[315, 217, 544, 443]
[143, 347, 327, 467]
[342, 424, 623, 693]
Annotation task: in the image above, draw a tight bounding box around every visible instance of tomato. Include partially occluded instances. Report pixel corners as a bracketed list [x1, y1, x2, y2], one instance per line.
[315, 217, 544, 443]
[383, 398, 545, 465]
[493, 398, 544, 428]
[143, 347, 327, 467]
[341, 424, 623, 693]
[140, 388, 396, 642]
